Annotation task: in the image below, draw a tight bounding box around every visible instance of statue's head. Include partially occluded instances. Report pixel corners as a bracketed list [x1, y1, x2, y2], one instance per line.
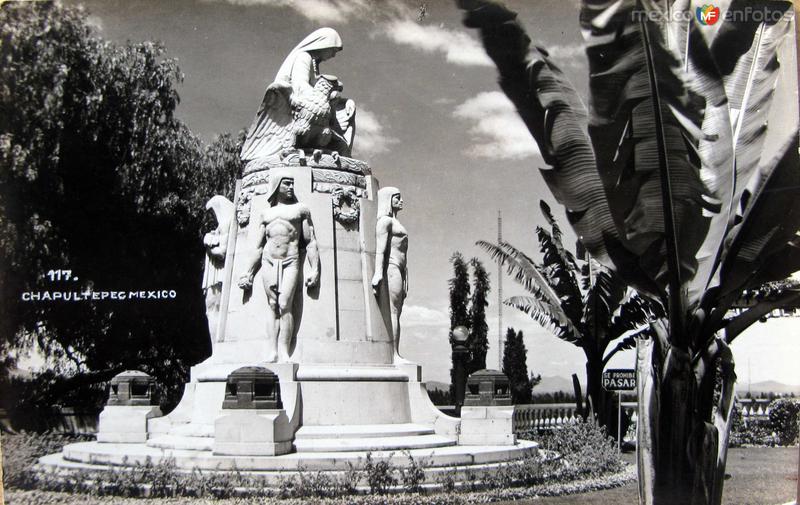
[377, 187, 402, 217]
[267, 167, 297, 205]
[295, 27, 343, 58]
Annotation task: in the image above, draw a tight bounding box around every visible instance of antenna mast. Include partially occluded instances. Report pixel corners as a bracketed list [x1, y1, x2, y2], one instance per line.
[497, 210, 503, 370]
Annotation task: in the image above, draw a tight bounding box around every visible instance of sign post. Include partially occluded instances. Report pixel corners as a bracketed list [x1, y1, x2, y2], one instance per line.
[602, 369, 637, 451]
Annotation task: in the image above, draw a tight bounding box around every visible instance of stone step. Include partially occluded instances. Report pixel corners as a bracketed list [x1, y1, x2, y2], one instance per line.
[294, 423, 435, 440]
[55, 439, 539, 473]
[147, 434, 213, 451]
[293, 434, 456, 453]
[39, 440, 544, 490]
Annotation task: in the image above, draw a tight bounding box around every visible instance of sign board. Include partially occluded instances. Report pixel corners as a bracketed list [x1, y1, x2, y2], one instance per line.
[602, 369, 636, 391]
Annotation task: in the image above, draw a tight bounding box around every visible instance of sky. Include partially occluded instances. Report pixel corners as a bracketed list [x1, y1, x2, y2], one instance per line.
[55, 0, 800, 388]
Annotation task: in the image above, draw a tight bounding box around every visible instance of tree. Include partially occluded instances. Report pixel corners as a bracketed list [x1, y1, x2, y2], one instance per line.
[448, 253, 491, 386]
[461, 1, 799, 503]
[0, 2, 238, 422]
[502, 327, 535, 404]
[479, 201, 659, 432]
[467, 257, 490, 375]
[448, 252, 471, 392]
[448, 252, 471, 332]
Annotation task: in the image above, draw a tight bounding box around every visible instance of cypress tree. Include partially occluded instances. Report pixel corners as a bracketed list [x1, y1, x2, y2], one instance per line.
[502, 328, 533, 404]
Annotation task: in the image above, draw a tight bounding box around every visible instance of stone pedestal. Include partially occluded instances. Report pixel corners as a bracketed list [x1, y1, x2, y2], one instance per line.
[213, 409, 292, 456]
[96, 405, 162, 444]
[458, 405, 516, 446]
[464, 370, 512, 406]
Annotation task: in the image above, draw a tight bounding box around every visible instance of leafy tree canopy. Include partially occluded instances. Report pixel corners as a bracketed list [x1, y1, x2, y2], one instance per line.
[0, 1, 239, 419]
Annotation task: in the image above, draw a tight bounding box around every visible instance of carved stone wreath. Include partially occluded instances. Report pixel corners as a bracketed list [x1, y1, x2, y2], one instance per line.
[331, 186, 360, 225]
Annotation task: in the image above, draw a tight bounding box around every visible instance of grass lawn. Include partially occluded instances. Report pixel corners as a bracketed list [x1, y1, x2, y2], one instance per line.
[494, 446, 798, 505]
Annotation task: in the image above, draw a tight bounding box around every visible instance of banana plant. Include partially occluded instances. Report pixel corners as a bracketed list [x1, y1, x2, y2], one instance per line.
[459, 0, 799, 503]
[478, 201, 660, 436]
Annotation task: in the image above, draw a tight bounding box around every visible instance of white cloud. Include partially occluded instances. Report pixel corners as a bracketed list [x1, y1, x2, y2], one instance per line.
[208, 0, 409, 24]
[354, 107, 398, 156]
[401, 304, 450, 328]
[453, 91, 540, 160]
[384, 20, 492, 67]
[542, 43, 586, 67]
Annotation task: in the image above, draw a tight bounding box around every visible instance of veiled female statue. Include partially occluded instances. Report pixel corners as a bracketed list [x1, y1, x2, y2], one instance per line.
[372, 187, 409, 363]
[240, 27, 356, 166]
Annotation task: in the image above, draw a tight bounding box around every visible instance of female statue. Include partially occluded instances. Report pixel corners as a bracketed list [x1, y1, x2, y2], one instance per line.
[240, 27, 355, 165]
[372, 187, 409, 363]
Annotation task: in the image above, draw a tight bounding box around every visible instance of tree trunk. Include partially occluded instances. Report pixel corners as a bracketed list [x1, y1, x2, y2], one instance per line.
[586, 353, 618, 437]
[637, 321, 696, 504]
[638, 323, 737, 505]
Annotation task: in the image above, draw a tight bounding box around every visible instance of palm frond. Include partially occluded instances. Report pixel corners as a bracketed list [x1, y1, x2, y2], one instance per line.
[461, 1, 625, 274]
[505, 295, 582, 345]
[581, 267, 627, 341]
[603, 324, 651, 366]
[540, 200, 579, 269]
[711, 1, 792, 222]
[609, 289, 662, 340]
[536, 226, 583, 318]
[681, 19, 736, 312]
[717, 133, 800, 298]
[582, 0, 733, 339]
[477, 240, 565, 312]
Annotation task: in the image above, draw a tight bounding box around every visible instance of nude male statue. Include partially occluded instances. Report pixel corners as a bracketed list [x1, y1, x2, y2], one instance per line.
[238, 168, 320, 362]
[371, 187, 409, 363]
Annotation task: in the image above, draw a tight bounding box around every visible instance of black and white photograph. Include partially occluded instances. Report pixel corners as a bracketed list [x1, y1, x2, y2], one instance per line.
[1, 0, 799, 504]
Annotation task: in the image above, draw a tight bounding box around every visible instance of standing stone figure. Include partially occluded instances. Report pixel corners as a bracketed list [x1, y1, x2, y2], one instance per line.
[239, 27, 355, 165]
[372, 187, 409, 363]
[203, 195, 234, 345]
[238, 168, 320, 362]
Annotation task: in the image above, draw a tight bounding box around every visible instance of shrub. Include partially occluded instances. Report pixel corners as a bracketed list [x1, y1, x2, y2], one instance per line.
[399, 451, 426, 493]
[729, 417, 778, 447]
[363, 452, 397, 495]
[523, 418, 624, 480]
[2, 431, 91, 489]
[768, 398, 800, 446]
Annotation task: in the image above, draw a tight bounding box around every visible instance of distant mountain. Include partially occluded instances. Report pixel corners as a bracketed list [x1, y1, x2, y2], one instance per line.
[736, 380, 800, 396]
[535, 375, 582, 394]
[425, 380, 450, 392]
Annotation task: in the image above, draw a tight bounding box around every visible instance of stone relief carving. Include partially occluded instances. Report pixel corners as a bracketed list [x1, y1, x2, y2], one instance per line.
[243, 149, 371, 176]
[312, 182, 367, 197]
[371, 187, 409, 364]
[238, 167, 320, 363]
[331, 186, 360, 225]
[239, 28, 356, 171]
[312, 168, 366, 189]
[203, 195, 235, 344]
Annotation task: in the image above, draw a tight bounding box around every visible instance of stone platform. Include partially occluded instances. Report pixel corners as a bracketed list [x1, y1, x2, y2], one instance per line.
[38, 439, 539, 486]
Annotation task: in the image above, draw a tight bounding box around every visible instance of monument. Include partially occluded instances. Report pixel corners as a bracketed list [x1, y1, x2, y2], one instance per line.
[40, 27, 536, 486]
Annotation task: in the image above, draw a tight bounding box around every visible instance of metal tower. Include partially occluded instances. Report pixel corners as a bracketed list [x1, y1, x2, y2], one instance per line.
[497, 210, 503, 370]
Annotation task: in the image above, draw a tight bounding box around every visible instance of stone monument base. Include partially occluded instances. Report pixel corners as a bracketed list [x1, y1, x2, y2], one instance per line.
[37, 439, 539, 489]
